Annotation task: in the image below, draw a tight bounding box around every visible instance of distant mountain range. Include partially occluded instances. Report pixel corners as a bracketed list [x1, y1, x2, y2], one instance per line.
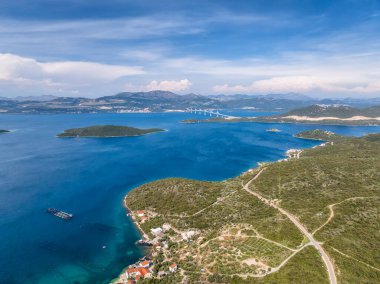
[1, 90, 380, 114]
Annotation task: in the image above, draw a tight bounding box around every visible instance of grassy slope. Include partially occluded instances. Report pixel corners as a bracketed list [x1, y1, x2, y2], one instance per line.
[126, 176, 304, 249]
[250, 133, 380, 283]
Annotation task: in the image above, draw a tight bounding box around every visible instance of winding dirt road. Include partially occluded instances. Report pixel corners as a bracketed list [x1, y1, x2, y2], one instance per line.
[244, 169, 337, 284]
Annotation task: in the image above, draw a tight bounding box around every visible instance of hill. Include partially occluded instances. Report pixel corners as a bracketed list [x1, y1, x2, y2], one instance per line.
[294, 129, 344, 141]
[57, 125, 164, 137]
[2, 92, 380, 114]
[187, 104, 380, 126]
[117, 131, 380, 283]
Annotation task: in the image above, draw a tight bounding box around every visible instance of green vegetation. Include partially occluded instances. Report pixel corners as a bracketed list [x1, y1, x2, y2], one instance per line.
[123, 130, 380, 283]
[0, 129, 10, 133]
[294, 129, 343, 141]
[57, 125, 164, 137]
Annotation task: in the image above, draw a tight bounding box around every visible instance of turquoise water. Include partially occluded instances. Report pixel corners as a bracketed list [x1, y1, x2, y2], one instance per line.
[0, 112, 379, 284]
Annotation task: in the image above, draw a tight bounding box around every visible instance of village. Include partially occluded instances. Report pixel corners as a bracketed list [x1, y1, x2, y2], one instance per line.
[113, 209, 198, 283]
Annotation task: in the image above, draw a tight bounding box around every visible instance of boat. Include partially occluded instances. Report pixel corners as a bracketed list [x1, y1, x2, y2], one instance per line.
[136, 239, 152, 246]
[47, 208, 73, 220]
[266, 128, 281, 132]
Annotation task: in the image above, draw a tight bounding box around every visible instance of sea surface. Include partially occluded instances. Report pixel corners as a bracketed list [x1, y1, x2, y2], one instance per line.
[0, 111, 379, 284]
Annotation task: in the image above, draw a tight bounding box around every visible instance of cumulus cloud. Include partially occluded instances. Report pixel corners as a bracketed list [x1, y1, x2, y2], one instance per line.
[145, 79, 192, 92]
[0, 53, 144, 94]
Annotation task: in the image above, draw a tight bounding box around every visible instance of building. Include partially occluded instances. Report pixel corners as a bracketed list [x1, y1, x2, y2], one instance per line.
[125, 268, 140, 278]
[125, 267, 151, 281]
[140, 216, 149, 223]
[151, 227, 163, 236]
[162, 224, 171, 231]
[169, 263, 178, 272]
[181, 230, 196, 241]
[139, 260, 151, 268]
[136, 210, 145, 217]
[138, 267, 151, 278]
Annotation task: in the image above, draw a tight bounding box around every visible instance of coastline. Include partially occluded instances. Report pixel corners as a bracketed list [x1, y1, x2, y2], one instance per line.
[112, 133, 329, 283]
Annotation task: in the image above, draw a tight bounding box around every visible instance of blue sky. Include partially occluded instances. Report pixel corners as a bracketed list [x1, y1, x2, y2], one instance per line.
[0, 0, 379, 97]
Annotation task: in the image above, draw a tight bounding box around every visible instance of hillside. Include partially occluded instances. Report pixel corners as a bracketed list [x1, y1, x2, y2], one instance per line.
[186, 104, 380, 125]
[57, 125, 164, 137]
[262, 104, 380, 125]
[2, 92, 380, 114]
[119, 131, 380, 283]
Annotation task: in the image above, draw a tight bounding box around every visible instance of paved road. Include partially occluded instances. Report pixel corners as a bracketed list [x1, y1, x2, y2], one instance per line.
[244, 169, 337, 284]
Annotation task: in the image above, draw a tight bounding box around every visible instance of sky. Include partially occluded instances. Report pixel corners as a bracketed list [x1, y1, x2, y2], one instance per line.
[0, 0, 380, 98]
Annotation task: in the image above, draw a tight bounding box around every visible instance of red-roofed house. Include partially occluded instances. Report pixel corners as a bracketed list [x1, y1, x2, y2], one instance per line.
[140, 216, 149, 223]
[125, 268, 140, 278]
[138, 267, 151, 278]
[139, 260, 151, 268]
[169, 263, 178, 272]
[136, 210, 145, 217]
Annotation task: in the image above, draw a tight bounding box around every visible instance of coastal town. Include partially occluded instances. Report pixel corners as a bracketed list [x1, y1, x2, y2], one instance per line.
[113, 209, 191, 283]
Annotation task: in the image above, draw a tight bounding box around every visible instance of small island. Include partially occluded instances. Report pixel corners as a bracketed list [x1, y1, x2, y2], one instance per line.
[57, 125, 164, 138]
[294, 129, 343, 141]
[0, 129, 10, 134]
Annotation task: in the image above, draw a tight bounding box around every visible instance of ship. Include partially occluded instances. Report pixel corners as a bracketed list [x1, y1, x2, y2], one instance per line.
[47, 208, 73, 220]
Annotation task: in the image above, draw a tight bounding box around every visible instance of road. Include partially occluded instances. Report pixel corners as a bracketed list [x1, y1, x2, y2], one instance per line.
[244, 169, 337, 284]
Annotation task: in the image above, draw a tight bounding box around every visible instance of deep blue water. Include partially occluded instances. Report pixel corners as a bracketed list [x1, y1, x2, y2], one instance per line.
[0, 112, 379, 284]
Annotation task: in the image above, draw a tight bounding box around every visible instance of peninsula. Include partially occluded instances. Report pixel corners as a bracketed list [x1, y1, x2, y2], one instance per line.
[57, 125, 164, 138]
[182, 104, 380, 126]
[114, 130, 380, 283]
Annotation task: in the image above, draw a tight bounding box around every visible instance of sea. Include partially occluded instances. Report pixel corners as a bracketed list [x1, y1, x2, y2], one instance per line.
[0, 110, 379, 284]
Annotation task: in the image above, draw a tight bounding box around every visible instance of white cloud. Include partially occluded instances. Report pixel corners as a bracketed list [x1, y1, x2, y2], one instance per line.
[213, 76, 380, 95]
[0, 53, 144, 94]
[145, 79, 192, 92]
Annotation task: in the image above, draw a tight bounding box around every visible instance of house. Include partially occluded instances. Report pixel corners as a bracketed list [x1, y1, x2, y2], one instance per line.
[162, 241, 169, 249]
[139, 260, 151, 268]
[140, 216, 149, 223]
[137, 267, 151, 278]
[151, 227, 163, 236]
[169, 263, 178, 272]
[136, 210, 145, 217]
[162, 224, 171, 231]
[157, 271, 166, 278]
[153, 242, 162, 250]
[125, 268, 140, 278]
[181, 230, 196, 241]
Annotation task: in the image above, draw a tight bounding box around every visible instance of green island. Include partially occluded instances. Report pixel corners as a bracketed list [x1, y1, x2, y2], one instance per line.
[294, 129, 343, 141]
[57, 125, 164, 138]
[0, 129, 10, 134]
[182, 104, 380, 126]
[113, 130, 380, 284]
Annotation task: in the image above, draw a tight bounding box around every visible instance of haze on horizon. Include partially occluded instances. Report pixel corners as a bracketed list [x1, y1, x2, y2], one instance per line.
[0, 0, 379, 98]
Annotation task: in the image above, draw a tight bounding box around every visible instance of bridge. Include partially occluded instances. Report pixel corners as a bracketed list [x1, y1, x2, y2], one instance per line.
[187, 108, 233, 118]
